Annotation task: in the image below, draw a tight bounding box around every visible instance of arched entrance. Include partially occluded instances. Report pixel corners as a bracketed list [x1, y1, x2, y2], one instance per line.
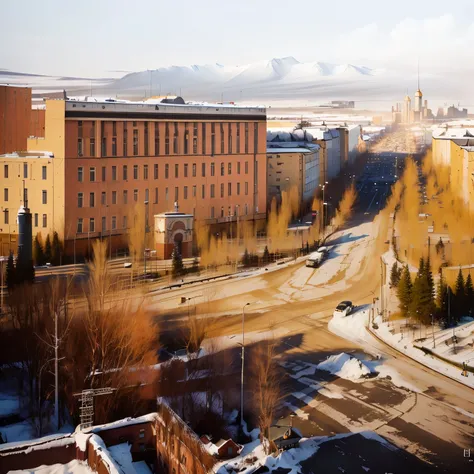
[174, 232, 183, 255]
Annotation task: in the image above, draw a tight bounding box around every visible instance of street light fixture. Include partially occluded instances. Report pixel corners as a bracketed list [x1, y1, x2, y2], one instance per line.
[144, 201, 149, 276]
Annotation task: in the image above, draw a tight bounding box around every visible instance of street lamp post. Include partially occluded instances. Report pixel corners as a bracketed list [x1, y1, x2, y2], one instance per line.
[431, 313, 436, 348]
[241, 302, 250, 427]
[144, 201, 149, 276]
[319, 182, 328, 237]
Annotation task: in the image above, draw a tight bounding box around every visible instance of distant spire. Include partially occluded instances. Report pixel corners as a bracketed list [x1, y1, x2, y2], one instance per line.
[417, 58, 420, 91]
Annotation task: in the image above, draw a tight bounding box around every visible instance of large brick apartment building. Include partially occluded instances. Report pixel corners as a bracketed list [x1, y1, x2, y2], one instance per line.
[0, 88, 267, 257]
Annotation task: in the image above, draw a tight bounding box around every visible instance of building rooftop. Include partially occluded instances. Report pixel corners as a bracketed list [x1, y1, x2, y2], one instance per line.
[432, 128, 474, 139]
[0, 151, 54, 159]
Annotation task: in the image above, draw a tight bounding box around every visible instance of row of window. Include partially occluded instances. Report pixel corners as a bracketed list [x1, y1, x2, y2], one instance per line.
[75, 203, 250, 234]
[3, 209, 47, 227]
[77, 121, 258, 157]
[3, 164, 48, 180]
[3, 189, 48, 205]
[77, 181, 250, 209]
[77, 161, 250, 183]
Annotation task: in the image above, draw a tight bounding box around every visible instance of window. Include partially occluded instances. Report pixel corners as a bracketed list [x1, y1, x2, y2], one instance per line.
[24, 188, 28, 205]
[165, 164, 169, 179]
[175, 164, 179, 178]
[228, 123, 232, 153]
[90, 138, 96, 157]
[145, 188, 149, 202]
[101, 192, 106, 205]
[245, 182, 249, 195]
[154, 163, 158, 179]
[78, 120, 83, 136]
[211, 122, 215, 155]
[90, 218, 95, 232]
[112, 121, 117, 136]
[165, 187, 169, 201]
[202, 163, 206, 177]
[102, 166, 106, 182]
[123, 215, 127, 229]
[42, 214, 47, 228]
[237, 162, 241, 174]
[184, 163, 188, 178]
[112, 216, 117, 230]
[236, 123, 241, 153]
[228, 183, 232, 196]
[78, 138, 83, 156]
[192, 163, 196, 177]
[192, 185, 196, 198]
[41, 190, 47, 204]
[123, 190, 128, 204]
[34, 213, 38, 227]
[237, 182, 241, 195]
[144, 164, 148, 180]
[173, 123, 178, 153]
[144, 122, 149, 156]
[4, 165, 8, 178]
[211, 162, 215, 176]
[139, 429, 145, 439]
[3, 188, 8, 201]
[133, 121, 137, 127]
[90, 167, 96, 182]
[134, 189, 138, 202]
[77, 218, 83, 233]
[245, 123, 249, 153]
[78, 167, 83, 182]
[245, 161, 249, 174]
[133, 129, 139, 155]
[184, 186, 188, 199]
[23, 163, 28, 178]
[202, 123, 206, 154]
[210, 184, 215, 198]
[254, 122, 259, 152]
[154, 123, 160, 156]
[165, 123, 170, 155]
[133, 165, 139, 180]
[174, 187, 179, 201]
[123, 165, 128, 180]
[154, 187, 158, 203]
[211, 207, 215, 219]
[220, 123, 224, 153]
[201, 184, 205, 199]
[228, 163, 232, 175]
[112, 137, 117, 156]
[4, 209, 8, 225]
[193, 137, 197, 154]
[101, 137, 107, 157]
[112, 191, 117, 204]
[184, 124, 189, 154]
[123, 122, 128, 156]
[220, 162, 224, 176]
[112, 166, 117, 181]
[102, 216, 106, 233]
[89, 192, 95, 207]
[221, 207, 224, 218]
[220, 183, 224, 198]
[42, 166, 47, 180]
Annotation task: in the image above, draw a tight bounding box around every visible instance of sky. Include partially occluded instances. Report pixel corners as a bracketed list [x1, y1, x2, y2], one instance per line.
[2, 0, 474, 78]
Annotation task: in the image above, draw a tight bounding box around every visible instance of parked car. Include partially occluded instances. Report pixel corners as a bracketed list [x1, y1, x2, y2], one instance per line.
[305, 247, 329, 268]
[334, 301, 354, 317]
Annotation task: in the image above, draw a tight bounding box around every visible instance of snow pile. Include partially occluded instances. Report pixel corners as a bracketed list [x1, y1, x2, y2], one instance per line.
[328, 307, 371, 346]
[9, 459, 93, 474]
[74, 432, 91, 452]
[317, 353, 372, 381]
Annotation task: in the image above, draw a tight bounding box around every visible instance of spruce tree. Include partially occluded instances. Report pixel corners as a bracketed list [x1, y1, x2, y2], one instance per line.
[263, 246, 270, 264]
[425, 254, 435, 300]
[397, 264, 413, 317]
[390, 262, 401, 288]
[171, 245, 184, 278]
[242, 248, 250, 267]
[5, 251, 16, 291]
[465, 273, 474, 317]
[454, 269, 466, 320]
[417, 256, 425, 280]
[436, 273, 448, 316]
[33, 234, 45, 266]
[51, 231, 62, 266]
[44, 234, 52, 264]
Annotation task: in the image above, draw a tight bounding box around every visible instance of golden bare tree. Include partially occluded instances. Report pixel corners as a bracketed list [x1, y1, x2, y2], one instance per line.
[331, 183, 357, 229]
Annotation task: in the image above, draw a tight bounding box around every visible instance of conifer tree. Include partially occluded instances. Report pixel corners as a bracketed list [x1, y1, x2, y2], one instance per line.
[5, 251, 16, 291]
[425, 254, 435, 300]
[171, 245, 184, 278]
[33, 234, 45, 266]
[454, 268, 466, 320]
[51, 231, 62, 266]
[263, 246, 270, 264]
[390, 262, 401, 288]
[397, 264, 413, 317]
[44, 234, 52, 264]
[242, 248, 250, 267]
[436, 272, 448, 316]
[465, 273, 474, 317]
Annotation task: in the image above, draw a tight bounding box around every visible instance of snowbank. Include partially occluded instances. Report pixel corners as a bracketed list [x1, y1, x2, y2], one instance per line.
[317, 353, 371, 380]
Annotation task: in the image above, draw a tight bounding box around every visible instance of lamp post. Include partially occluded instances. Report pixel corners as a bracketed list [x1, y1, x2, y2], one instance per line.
[241, 302, 250, 427]
[431, 313, 436, 348]
[319, 182, 328, 237]
[144, 200, 149, 275]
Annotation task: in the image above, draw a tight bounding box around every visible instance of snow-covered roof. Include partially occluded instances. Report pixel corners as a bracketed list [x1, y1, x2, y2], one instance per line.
[85, 413, 157, 434]
[0, 433, 73, 455]
[267, 146, 317, 154]
[0, 151, 54, 159]
[432, 127, 474, 139]
[461, 146, 474, 152]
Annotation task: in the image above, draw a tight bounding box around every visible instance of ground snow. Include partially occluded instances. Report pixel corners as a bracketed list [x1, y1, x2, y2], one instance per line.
[317, 353, 371, 381]
[9, 459, 93, 474]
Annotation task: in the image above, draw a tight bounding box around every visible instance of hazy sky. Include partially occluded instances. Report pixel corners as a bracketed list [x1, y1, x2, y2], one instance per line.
[2, 0, 474, 77]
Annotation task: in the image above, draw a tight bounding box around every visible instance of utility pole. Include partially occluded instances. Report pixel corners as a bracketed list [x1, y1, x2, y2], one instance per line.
[241, 302, 250, 427]
[144, 200, 149, 275]
[54, 311, 59, 430]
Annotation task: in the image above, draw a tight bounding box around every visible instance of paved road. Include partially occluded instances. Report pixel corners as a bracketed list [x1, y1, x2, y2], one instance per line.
[151, 153, 474, 473]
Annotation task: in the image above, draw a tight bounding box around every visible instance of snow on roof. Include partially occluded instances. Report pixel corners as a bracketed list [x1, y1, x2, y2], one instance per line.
[432, 127, 474, 139]
[9, 459, 94, 474]
[86, 413, 157, 434]
[461, 146, 474, 152]
[267, 146, 317, 154]
[108, 443, 152, 474]
[0, 151, 54, 159]
[0, 433, 74, 455]
[89, 434, 123, 474]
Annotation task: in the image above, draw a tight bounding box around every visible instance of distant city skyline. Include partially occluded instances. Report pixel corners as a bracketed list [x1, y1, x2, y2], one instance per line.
[2, 0, 474, 78]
